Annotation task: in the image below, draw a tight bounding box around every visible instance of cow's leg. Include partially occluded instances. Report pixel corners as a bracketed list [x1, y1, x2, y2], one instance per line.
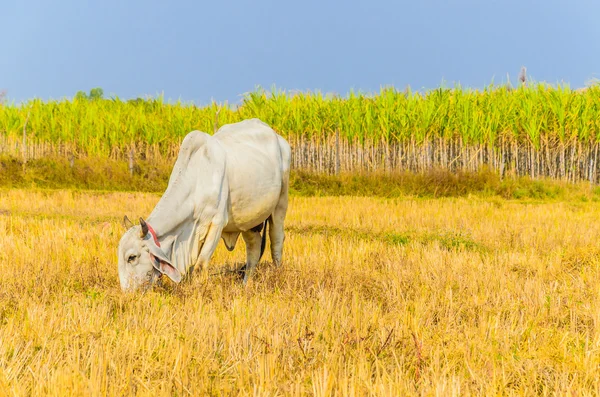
[241, 229, 262, 285]
[192, 222, 224, 282]
[269, 186, 289, 268]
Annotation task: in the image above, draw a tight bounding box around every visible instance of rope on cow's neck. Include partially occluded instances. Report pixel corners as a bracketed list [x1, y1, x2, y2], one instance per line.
[146, 223, 160, 247]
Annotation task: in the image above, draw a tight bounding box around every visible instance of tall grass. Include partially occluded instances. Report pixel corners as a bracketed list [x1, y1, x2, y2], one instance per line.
[2, 190, 600, 394]
[2, 84, 600, 180]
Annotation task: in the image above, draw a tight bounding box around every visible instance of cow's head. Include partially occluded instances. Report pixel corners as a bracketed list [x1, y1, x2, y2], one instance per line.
[117, 216, 182, 292]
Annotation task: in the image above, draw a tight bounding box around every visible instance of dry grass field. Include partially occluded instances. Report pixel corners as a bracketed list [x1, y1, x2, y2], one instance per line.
[1, 189, 600, 395]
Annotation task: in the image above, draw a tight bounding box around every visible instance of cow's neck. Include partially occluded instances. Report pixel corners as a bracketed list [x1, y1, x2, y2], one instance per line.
[145, 180, 201, 276]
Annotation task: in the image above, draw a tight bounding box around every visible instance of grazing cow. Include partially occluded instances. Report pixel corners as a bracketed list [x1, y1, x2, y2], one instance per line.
[117, 118, 291, 291]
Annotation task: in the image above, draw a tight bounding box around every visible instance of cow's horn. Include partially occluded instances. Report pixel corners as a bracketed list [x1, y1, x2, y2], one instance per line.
[139, 217, 148, 237]
[122, 215, 133, 230]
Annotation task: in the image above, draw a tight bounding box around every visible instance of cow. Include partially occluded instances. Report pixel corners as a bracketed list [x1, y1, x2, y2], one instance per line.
[117, 118, 291, 292]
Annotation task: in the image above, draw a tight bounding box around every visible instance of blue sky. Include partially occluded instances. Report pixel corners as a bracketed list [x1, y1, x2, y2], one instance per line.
[1, 0, 599, 105]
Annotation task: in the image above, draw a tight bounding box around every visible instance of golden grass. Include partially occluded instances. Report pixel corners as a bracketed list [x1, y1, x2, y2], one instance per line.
[1, 189, 600, 395]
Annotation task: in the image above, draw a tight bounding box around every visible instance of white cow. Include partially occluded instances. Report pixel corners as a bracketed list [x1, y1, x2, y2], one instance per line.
[117, 118, 291, 291]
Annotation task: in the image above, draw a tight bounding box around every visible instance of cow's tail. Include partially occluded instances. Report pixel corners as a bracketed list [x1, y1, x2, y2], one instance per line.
[258, 215, 271, 261]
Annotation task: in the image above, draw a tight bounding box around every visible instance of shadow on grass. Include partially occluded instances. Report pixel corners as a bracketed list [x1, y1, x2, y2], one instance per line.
[288, 224, 488, 253]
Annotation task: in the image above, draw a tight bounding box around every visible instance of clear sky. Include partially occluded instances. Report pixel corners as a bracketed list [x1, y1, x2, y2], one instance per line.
[1, 0, 599, 105]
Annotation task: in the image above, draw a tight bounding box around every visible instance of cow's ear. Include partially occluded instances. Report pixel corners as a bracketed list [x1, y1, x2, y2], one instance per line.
[159, 261, 182, 283]
[123, 215, 134, 230]
[148, 243, 181, 283]
[152, 257, 182, 283]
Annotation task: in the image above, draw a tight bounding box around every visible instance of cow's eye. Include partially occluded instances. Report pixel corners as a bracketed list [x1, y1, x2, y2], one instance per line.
[127, 254, 137, 263]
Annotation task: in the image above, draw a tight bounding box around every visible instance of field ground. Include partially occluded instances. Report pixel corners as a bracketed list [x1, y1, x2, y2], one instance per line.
[2, 189, 600, 395]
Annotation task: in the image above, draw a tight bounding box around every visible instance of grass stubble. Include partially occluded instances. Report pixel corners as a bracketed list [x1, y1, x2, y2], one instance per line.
[1, 189, 600, 395]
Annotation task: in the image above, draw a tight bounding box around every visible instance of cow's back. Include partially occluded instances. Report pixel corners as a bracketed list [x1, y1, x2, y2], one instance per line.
[213, 119, 288, 231]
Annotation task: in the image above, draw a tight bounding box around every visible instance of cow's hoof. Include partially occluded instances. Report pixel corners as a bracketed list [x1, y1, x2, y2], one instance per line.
[237, 264, 247, 280]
